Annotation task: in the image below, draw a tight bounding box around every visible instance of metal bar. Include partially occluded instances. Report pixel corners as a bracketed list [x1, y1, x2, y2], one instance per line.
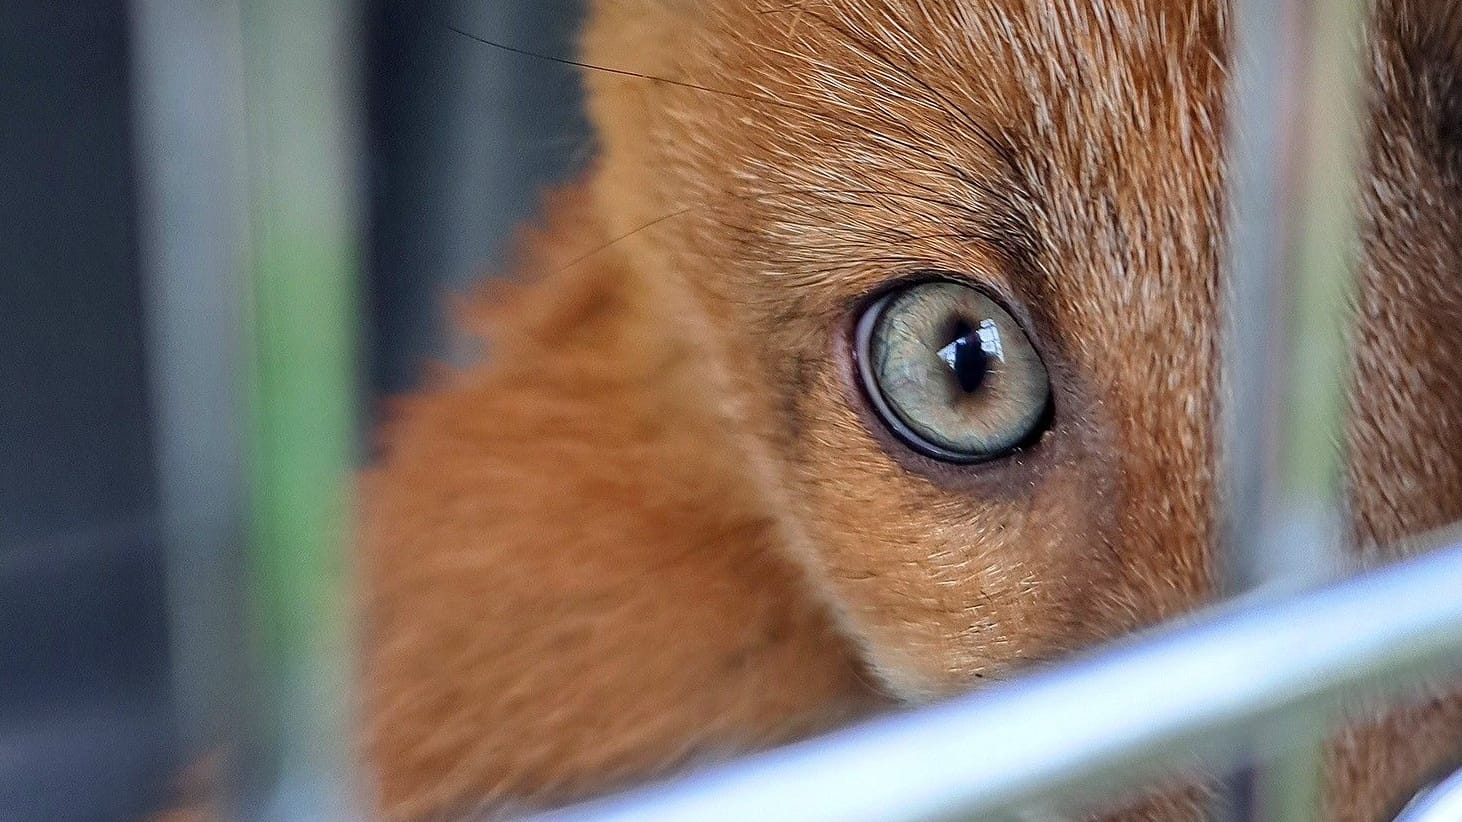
[237, 2, 363, 818]
[128, 0, 253, 804]
[132, 2, 364, 816]
[1395, 767, 1462, 822]
[1221, 0, 1300, 595]
[1220, 0, 1366, 624]
[543, 530, 1462, 822]
[1220, 0, 1368, 816]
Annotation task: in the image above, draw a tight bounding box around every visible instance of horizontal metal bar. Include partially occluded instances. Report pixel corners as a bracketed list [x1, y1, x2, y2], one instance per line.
[1396, 766, 1462, 822]
[542, 530, 1462, 822]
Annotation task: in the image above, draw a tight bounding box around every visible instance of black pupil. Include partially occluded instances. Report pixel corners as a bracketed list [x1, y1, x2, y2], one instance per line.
[945, 320, 989, 393]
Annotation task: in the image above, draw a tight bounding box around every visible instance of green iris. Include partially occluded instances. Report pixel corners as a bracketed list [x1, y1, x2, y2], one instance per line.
[855, 280, 1050, 463]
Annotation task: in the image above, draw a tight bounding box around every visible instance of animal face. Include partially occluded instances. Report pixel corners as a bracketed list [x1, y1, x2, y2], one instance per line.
[362, 1, 1462, 813]
[361, 2, 1462, 815]
[582, 0, 1226, 699]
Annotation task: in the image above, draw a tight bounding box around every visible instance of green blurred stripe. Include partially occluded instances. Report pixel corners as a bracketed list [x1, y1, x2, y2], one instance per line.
[240, 2, 361, 815]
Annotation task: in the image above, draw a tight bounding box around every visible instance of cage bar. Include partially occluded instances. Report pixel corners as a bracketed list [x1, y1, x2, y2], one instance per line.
[130, 1, 364, 817]
[1220, 0, 1369, 817]
[1396, 767, 1462, 822]
[545, 531, 1462, 822]
[129, 0, 253, 806]
[238, 1, 363, 818]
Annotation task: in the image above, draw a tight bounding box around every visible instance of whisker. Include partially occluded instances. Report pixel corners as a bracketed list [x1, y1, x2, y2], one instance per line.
[555, 206, 699, 273]
[444, 20, 1029, 237]
[547, 182, 1002, 278]
[445, 24, 781, 111]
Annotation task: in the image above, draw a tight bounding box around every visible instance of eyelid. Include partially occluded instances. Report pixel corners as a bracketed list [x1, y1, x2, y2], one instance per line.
[854, 269, 1026, 327]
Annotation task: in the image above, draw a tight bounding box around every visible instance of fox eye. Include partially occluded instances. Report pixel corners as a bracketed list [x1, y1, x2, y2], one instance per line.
[855, 280, 1051, 463]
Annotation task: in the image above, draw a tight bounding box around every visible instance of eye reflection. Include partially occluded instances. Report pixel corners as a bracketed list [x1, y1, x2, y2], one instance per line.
[855, 280, 1051, 463]
[936, 319, 1004, 393]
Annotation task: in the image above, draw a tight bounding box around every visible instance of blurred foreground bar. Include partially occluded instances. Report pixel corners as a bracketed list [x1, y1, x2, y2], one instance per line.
[130, 0, 362, 818]
[547, 529, 1462, 822]
[239, 1, 362, 818]
[1220, 0, 1368, 817]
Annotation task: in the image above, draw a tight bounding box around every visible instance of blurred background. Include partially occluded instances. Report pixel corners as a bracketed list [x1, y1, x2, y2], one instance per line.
[0, 2, 587, 819]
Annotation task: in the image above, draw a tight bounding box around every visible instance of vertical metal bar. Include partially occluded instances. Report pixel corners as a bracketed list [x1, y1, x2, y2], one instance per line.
[238, 2, 363, 818]
[1221, 0, 1368, 817]
[133, 2, 363, 816]
[129, 0, 252, 807]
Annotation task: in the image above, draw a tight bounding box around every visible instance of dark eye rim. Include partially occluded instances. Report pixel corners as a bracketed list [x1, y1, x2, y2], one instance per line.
[852, 276, 1054, 465]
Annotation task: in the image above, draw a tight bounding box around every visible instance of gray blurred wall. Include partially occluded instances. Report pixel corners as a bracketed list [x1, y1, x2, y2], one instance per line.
[0, 4, 171, 821]
[367, 0, 591, 398]
[0, 2, 590, 819]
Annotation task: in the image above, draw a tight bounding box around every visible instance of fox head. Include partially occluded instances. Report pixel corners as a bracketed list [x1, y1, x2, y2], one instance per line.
[574, 0, 1461, 701]
[578, 0, 1226, 699]
[363, 2, 1462, 817]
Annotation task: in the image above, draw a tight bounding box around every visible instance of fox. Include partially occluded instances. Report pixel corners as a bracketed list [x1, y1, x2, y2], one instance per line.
[359, 1, 1462, 820]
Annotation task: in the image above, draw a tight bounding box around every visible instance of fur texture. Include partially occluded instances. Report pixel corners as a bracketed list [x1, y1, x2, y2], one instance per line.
[361, 1, 1462, 819]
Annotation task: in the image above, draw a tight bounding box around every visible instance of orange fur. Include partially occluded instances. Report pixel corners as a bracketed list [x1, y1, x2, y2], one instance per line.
[1330, 4, 1462, 820]
[360, 1, 1462, 819]
[360, 188, 877, 820]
